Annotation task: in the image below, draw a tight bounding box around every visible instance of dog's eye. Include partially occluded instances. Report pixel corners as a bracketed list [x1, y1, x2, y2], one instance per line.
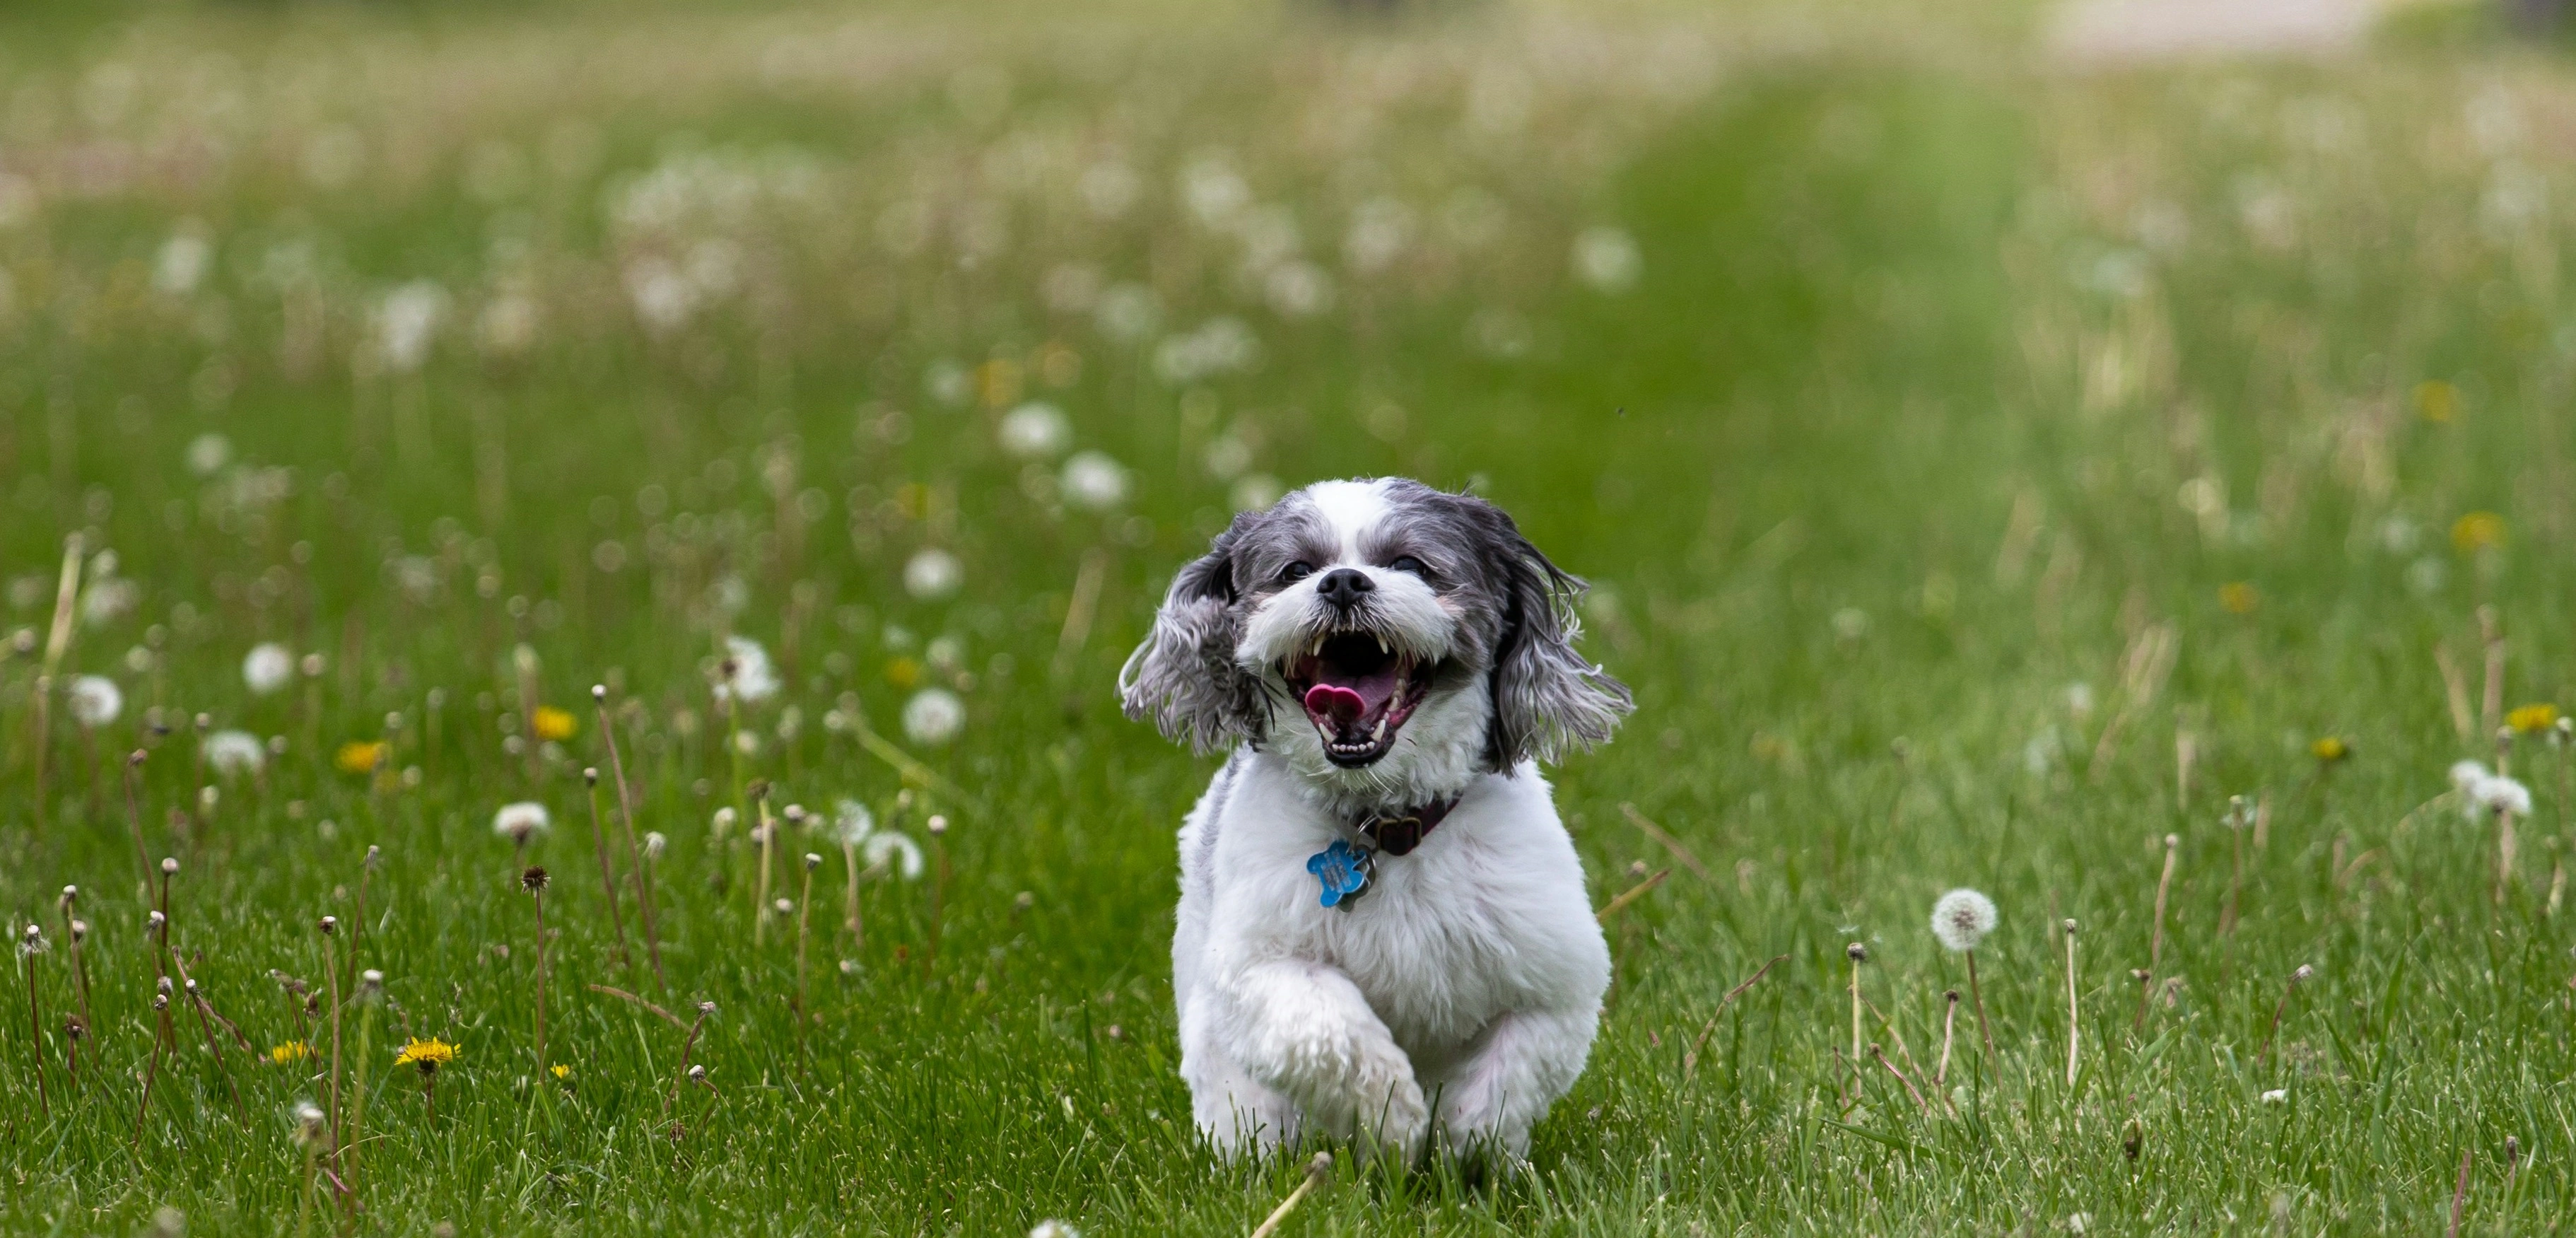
[1280, 561, 1314, 583]
[1386, 556, 1427, 577]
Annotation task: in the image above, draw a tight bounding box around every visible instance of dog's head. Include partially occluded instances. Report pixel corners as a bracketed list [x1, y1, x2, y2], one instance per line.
[1120, 478, 1631, 800]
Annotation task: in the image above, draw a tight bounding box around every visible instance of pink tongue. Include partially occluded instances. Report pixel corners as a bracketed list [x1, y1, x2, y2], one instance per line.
[1304, 684, 1367, 726]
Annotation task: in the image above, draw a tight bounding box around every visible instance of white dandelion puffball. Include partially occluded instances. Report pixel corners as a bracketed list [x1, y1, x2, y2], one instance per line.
[204, 730, 265, 778]
[1573, 226, 1641, 292]
[904, 549, 963, 600]
[1929, 888, 1998, 952]
[864, 829, 925, 880]
[244, 643, 295, 695]
[492, 802, 551, 846]
[998, 403, 1072, 460]
[67, 676, 122, 728]
[834, 798, 875, 848]
[1059, 452, 1130, 511]
[2470, 774, 2533, 819]
[2449, 759, 2490, 791]
[185, 433, 233, 477]
[1029, 1222, 1082, 1238]
[717, 634, 780, 706]
[902, 688, 966, 747]
[374, 280, 449, 373]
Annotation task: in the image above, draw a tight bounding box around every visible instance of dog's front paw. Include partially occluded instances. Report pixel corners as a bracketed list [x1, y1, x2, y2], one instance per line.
[1353, 1067, 1429, 1162]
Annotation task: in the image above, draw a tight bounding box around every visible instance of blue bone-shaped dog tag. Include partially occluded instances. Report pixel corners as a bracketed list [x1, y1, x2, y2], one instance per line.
[1307, 839, 1370, 909]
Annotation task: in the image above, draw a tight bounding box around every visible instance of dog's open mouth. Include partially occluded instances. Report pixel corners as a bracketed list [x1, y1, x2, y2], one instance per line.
[1282, 631, 1429, 767]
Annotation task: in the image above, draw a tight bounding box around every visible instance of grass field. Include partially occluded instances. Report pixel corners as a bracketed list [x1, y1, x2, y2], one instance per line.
[4, 0, 2576, 1232]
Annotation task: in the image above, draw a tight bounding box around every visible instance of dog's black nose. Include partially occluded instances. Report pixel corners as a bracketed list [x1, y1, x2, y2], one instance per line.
[1315, 568, 1374, 609]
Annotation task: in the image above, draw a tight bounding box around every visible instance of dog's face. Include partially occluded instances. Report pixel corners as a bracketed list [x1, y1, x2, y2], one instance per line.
[1121, 478, 1631, 802]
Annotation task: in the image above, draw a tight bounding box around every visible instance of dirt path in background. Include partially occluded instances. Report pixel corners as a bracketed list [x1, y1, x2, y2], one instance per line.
[2049, 0, 2401, 59]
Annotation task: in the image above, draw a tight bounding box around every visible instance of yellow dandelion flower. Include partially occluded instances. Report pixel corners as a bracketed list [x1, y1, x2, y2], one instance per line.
[975, 356, 1024, 409]
[2310, 737, 2350, 764]
[2452, 511, 2506, 554]
[2508, 703, 2560, 734]
[886, 656, 921, 689]
[532, 706, 578, 742]
[334, 740, 389, 776]
[269, 1040, 314, 1066]
[2414, 379, 2460, 423]
[550, 1063, 571, 1081]
[394, 1037, 457, 1073]
[2218, 582, 2259, 614]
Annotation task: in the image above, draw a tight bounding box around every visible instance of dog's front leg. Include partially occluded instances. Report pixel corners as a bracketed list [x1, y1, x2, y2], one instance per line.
[1217, 959, 1427, 1159]
[1429, 1005, 1598, 1163]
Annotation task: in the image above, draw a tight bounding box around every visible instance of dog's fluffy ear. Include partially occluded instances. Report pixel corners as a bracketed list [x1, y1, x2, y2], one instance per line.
[1120, 526, 1264, 752]
[1477, 508, 1632, 768]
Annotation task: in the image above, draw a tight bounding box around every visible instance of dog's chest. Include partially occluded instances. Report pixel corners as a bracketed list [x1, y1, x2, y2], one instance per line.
[1296, 837, 1526, 1053]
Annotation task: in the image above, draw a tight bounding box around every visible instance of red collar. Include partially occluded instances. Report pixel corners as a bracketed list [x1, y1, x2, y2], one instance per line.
[1356, 797, 1459, 858]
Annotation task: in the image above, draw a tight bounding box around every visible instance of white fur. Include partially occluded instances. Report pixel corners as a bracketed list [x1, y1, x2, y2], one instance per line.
[1173, 752, 1609, 1164]
[1144, 476, 1620, 1167]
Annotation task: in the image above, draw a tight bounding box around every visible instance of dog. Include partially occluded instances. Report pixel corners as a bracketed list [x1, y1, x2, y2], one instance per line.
[1120, 477, 1632, 1166]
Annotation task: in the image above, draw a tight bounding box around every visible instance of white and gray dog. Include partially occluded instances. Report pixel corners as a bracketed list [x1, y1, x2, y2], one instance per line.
[1120, 477, 1632, 1165]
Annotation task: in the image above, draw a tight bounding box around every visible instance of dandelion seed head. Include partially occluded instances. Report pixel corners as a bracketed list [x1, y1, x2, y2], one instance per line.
[68, 675, 122, 727]
[1929, 888, 1998, 952]
[242, 642, 296, 695]
[205, 729, 264, 777]
[901, 687, 966, 746]
[863, 830, 925, 880]
[1059, 451, 1130, 510]
[2469, 774, 2532, 819]
[493, 801, 551, 846]
[833, 799, 874, 848]
[714, 635, 779, 705]
[2449, 759, 2490, 790]
[998, 402, 1072, 459]
[903, 549, 963, 600]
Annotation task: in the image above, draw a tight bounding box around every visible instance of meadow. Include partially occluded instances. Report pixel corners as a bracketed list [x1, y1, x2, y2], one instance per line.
[3, 0, 2575, 1232]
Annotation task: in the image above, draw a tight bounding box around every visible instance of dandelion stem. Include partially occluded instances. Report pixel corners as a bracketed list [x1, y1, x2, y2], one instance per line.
[60, 895, 90, 1034]
[131, 991, 168, 1149]
[532, 883, 550, 1077]
[1682, 954, 1786, 1082]
[796, 855, 817, 1064]
[753, 790, 777, 947]
[21, 944, 48, 1122]
[1967, 950, 1995, 1081]
[2448, 1147, 2473, 1238]
[2256, 965, 2312, 1068]
[595, 688, 667, 993]
[1846, 942, 1866, 1082]
[2063, 919, 2081, 1089]
[582, 769, 632, 970]
[347, 982, 376, 1227]
[122, 752, 152, 892]
[1868, 1043, 1931, 1116]
[842, 841, 865, 950]
[346, 852, 375, 1006]
[2139, 832, 2178, 1033]
[1936, 990, 1959, 1088]
[321, 923, 344, 1155]
[2496, 808, 2519, 905]
[666, 1003, 713, 1116]
[1248, 1152, 1333, 1238]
